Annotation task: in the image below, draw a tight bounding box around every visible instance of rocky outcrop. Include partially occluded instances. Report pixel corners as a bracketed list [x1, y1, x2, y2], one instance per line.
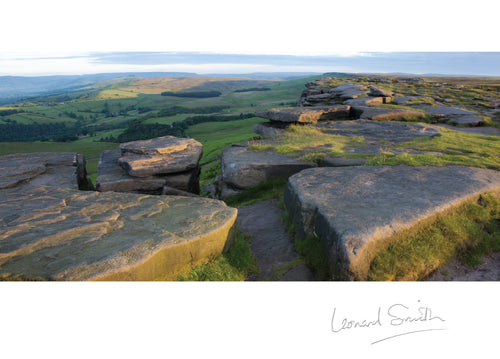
[351, 106, 426, 121]
[96, 150, 200, 195]
[0, 152, 92, 191]
[424, 106, 486, 126]
[118, 136, 203, 177]
[284, 166, 500, 281]
[253, 122, 286, 139]
[368, 86, 394, 98]
[219, 144, 317, 199]
[255, 106, 350, 124]
[315, 119, 442, 143]
[0, 152, 237, 281]
[329, 84, 368, 100]
[96, 136, 202, 195]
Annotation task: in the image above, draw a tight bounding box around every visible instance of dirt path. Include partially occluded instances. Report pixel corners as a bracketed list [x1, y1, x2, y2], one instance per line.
[236, 199, 315, 281]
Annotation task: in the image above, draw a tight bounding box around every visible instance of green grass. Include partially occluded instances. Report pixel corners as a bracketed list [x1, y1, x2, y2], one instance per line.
[176, 231, 259, 281]
[249, 125, 367, 162]
[248, 124, 500, 171]
[368, 193, 500, 281]
[279, 204, 331, 280]
[367, 130, 500, 170]
[186, 117, 264, 188]
[225, 178, 288, 207]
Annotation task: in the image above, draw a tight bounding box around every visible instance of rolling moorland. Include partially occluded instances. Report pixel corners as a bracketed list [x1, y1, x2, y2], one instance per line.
[0, 72, 499, 281]
[0, 74, 309, 185]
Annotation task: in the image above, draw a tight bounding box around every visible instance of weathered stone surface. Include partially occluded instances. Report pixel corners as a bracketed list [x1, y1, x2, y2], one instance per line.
[118, 137, 203, 177]
[449, 115, 486, 126]
[0, 152, 91, 191]
[284, 166, 500, 280]
[329, 84, 368, 100]
[0, 152, 235, 281]
[96, 150, 200, 194]
[352, 106, 426, 121]
[221, 145, 317, 190]
[314, 120, 442, 143]
[368, 86, 394, 97]
[425, 106, 478, 117]
[120, 136, 192, 156]
[343, 97, 388, 106]
[0, 188, 236, 281]
[425, 106, 485, 126]
[255, 106, 351, 124]
[253, 122, 286, 138]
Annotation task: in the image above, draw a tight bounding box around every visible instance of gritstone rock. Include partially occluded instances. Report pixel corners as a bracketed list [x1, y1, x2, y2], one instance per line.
[96, 149, 200, 195]
[0, 152, 236, 281]
[255, 106, 350, 124]
[221, 145, 317, 190]
[351, 106, 426, 121]
[118, 136, 203, 177]
[284, 166, 500, 280]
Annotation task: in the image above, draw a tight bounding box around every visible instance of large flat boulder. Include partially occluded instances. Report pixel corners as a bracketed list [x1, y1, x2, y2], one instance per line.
[352, 106, 426, 121]
[0, 152, 236, 281]
[0, 188, 237, 281]
[0, 152, 91, 191]
[118, 136, 203, 177]
[284, 166, 500, 280]
[255, 106, 351, 124]
[96, 150, 200, 195]
[425, 106, 486, 126]
[221, 145, 317, 190]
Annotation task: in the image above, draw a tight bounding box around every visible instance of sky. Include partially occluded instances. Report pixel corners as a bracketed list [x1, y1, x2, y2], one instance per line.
[1, 0, 499, 76]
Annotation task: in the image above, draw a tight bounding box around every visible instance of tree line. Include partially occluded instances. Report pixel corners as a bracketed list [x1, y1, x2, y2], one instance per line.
[116, 113, 255, 143]
[160, 91, 222, 98]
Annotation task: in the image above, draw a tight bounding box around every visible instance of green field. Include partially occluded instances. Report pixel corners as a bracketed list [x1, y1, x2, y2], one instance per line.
[0, 75, 318, 185]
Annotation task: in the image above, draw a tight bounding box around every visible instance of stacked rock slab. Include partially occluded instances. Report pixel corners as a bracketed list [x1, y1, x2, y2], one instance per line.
[96, 136, 202, 196]
[0, 152, 237, 281]
[284, 166, 500, 281]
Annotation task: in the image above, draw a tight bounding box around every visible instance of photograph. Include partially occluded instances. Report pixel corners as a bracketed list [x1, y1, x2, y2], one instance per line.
[1, 1, 498, 357]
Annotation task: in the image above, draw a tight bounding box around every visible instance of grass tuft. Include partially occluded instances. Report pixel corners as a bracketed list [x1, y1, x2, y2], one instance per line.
[176, 231, 259, 281]
[225, 178, 288, 207]
[368, 193, 500, 281]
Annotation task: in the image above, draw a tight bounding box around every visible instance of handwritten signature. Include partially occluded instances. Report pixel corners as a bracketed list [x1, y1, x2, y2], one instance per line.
[331, 301, 446, 345]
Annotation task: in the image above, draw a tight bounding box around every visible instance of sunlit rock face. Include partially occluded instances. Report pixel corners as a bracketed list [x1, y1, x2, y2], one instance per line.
[0, 152, 236, 281]
[284, 166, 500, 280]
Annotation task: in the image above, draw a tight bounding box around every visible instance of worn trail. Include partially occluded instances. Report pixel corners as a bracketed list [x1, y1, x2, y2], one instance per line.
[236, 199, 315, 281]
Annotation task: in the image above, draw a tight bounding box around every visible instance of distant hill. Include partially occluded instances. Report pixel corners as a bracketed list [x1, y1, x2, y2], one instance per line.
[0, 72, 194, 103]
[0, 72, 320, 104]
